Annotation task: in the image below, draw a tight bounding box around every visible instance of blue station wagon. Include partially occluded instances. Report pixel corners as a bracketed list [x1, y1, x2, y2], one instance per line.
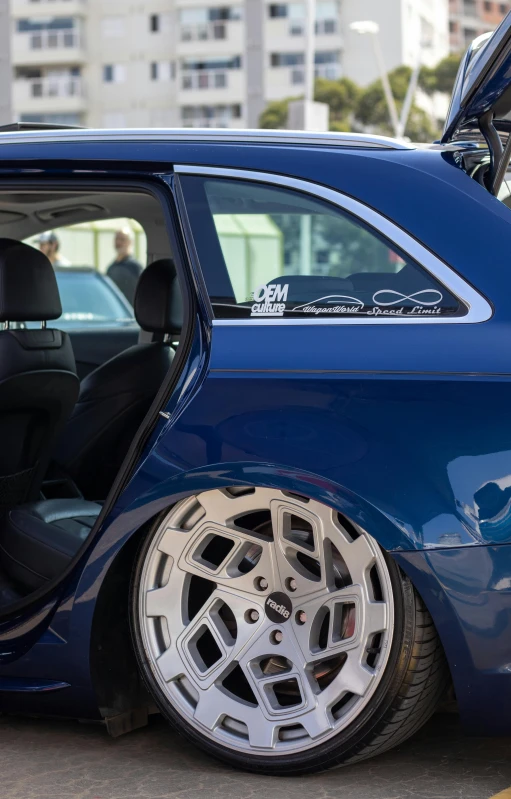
[1, 18, 511, 776]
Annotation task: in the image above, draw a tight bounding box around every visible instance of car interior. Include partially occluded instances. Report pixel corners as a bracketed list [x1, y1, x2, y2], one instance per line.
[0, 187, 183, 607]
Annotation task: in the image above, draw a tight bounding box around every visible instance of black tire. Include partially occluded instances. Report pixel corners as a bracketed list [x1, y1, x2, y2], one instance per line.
[131, 528, 449, 776]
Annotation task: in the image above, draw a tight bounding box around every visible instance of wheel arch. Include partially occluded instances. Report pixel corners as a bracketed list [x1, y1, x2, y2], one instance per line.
[86, 461, 454, 724]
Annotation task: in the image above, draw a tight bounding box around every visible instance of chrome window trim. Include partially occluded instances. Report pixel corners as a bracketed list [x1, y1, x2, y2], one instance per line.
[0, 128, 412, 150]
[174, 164, 492, 326]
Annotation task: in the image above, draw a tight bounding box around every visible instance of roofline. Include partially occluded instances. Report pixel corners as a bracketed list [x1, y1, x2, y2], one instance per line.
[0, 127, 414, 150]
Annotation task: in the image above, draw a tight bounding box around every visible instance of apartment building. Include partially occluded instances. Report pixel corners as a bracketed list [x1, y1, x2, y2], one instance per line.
[449, 0, 509, 52]
[342, 0, 449, 87]
[8, 0, 448, 130]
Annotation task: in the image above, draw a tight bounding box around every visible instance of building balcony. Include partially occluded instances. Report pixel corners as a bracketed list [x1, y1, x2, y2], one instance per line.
[265, 63, 341, 101]
[177, 20, 243, 54]
[12, 30, 86, 66]
[266, 17, 341, 42]
[178, 69, 244, 103]
[180, 103, 243, 128]
[13, 75, 86, 113]
[180, 21, 227, 42]
[181, 70, 229, 90]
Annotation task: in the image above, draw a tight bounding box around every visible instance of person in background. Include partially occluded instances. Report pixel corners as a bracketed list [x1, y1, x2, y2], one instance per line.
[106, 226, 143, 305]
[38, 231, 70, 267]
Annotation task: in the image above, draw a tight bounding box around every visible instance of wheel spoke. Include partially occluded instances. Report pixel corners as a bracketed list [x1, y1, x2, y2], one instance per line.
[247, 718, 278, 749]
[193, 689, 223, 731]
[365, 600, 387, 635]
[341, 652, 374, 695]
[292, 586, 363, 662]
[177, 521, 277, 595]
[346, 534, 376, 585]
[197, 487, 275, 524]
[270, 497, 331, 598]
[156, 643, 185, 682]
[300, 706, 334, 739]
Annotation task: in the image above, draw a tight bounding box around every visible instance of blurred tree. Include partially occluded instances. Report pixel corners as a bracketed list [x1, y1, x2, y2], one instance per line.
[314, 77, 360, 128]
[259, 78, 359, 131]
[356, 65, 438, 141]
[259, 98, 295, 129]
[258, 56, 461, 140]
[419, 53, 463, 96]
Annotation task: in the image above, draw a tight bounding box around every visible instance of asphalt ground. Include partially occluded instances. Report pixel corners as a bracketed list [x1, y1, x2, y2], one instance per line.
[0, 712, 510, 799]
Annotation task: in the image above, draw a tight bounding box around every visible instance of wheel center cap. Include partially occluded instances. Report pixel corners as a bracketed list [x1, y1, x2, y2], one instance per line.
[265, 591, 292, 623]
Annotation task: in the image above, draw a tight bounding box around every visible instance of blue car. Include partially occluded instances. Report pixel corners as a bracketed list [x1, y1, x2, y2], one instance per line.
[1, 20, 511, 777]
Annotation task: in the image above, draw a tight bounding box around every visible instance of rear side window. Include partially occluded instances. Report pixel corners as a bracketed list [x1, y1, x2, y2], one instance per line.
[179, 176, 465, 320]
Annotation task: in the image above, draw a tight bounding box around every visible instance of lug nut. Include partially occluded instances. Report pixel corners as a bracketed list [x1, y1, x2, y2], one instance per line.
[255, 577, 268, 591]
[249, 610, 259, 623]
[296, 611, 307, 625]
[287, 578, 297, 592]
[270, 630, 283, 644]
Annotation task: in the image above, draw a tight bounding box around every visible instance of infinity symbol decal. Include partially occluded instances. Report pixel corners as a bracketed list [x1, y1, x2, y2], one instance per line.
[372, 289, 443, 307]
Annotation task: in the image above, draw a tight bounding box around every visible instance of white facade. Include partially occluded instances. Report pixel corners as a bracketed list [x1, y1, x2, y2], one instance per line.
[8, 0, 448, 129]
[342, 0, 449, 87]
[0, 0, 13, 125]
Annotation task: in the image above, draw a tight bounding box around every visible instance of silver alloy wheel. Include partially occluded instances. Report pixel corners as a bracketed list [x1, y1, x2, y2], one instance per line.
[138, 487, 394, 755]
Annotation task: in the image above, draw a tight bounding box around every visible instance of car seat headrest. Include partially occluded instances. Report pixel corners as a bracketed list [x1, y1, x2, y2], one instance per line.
[134, 258, 182, 335]
[0, 238, 62, 322]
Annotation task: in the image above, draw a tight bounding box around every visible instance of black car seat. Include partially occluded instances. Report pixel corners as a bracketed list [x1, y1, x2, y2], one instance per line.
[54, 258, 181, 499]
[0, 238, 79, 509]
[0, 498, 101, 592]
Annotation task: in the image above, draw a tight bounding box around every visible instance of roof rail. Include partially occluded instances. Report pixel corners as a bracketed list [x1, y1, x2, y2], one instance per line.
[0, 122, 85, 133]
[0, 127, 412, 150]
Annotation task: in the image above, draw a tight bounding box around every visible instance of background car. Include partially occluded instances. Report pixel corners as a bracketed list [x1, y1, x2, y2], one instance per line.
[53, 267, 136, 330]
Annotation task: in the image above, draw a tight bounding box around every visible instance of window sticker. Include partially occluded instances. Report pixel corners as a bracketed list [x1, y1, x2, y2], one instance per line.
[250, 283, 449, 318]
[251, 283, 289, 316]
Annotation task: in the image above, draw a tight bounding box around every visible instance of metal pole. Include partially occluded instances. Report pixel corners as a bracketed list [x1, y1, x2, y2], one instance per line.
[370, 33, 400, 138]
[304, 0, 315, 105]
[398, 54, 421, 138]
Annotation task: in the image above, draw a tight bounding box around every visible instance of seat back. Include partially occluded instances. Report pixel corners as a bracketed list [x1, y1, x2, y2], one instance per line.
[55, 258, 180, 499]
[0, 240, 79, 507]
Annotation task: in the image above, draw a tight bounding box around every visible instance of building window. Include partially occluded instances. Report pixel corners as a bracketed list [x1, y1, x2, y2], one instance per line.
[449, 20, 456, 32]
[271, 52, 304, 67]
[484, 1, 493, 9]
[179, 7, 241, 40]
[17, 17, 75, 31]
[150, 13, 160, 32]
[500, 2, 508, 12]
[182, 56, 242, 70]
[463, 0, 477, 12]
[150, 62, 174, 81]
[103, 64, 126, 83]
[210, 6, 242, 20]
[269, 3, 288, 16]
[315, 0, 337, 32]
